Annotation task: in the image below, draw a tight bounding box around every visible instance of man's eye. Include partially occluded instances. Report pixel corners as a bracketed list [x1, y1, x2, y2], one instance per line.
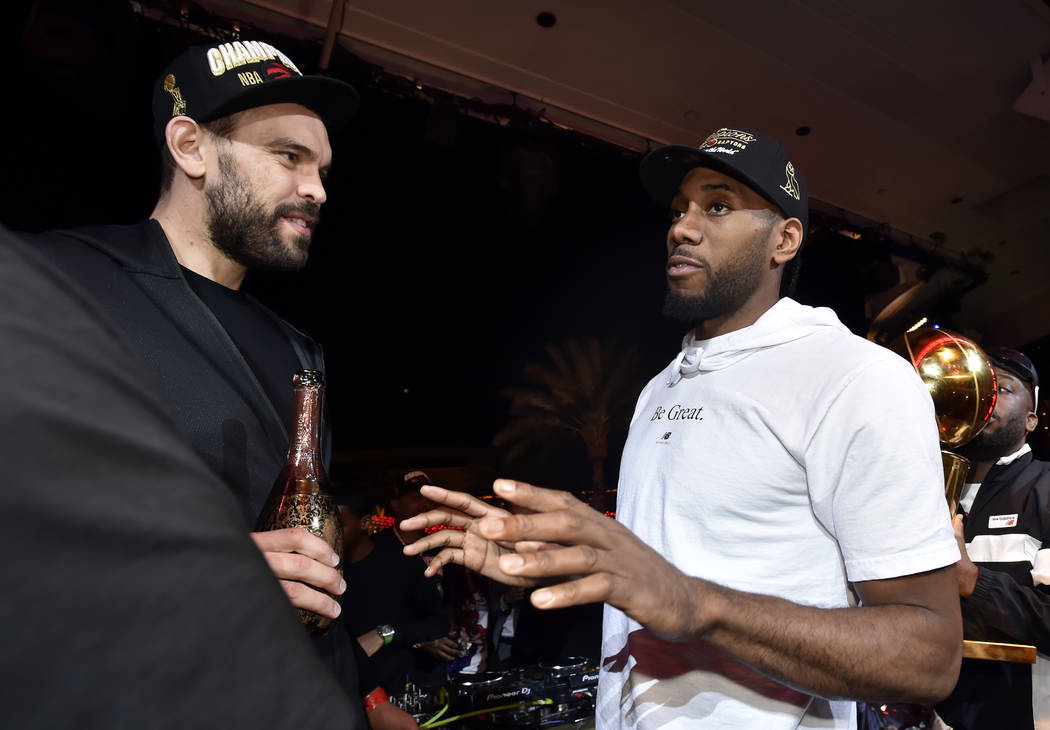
[669, 209, 685, 222]
[709, 202, 729, 214]
[279, 151, 298, 163]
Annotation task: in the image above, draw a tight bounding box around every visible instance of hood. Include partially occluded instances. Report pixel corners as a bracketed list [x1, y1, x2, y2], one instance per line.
[667, 297, 849, 385]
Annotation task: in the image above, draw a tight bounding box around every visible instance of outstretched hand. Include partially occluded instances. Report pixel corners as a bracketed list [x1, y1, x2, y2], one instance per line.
[399, 485, 539, 586]
[477, 479, 700, 637]
[404, 479, 701, 637]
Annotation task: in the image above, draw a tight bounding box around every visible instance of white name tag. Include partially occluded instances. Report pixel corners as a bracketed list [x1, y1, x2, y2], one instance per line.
[988, 514, 1019, 529]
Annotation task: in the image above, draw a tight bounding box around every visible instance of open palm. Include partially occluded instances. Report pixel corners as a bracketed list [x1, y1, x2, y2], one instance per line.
[400, 485, 541, 587]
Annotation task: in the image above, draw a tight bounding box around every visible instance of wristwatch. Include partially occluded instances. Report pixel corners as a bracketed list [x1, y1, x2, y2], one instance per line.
[376, 624, 395, 646]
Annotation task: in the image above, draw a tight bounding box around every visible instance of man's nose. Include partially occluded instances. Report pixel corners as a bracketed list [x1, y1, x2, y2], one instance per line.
[298, 171, 327, 205]
[670, 210, 703, 246]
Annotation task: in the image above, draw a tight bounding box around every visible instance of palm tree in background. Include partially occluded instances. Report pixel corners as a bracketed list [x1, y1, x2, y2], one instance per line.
[493, 337, 645, 512]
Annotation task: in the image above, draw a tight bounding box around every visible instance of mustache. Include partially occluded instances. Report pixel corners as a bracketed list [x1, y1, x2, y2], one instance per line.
[667, 246, 706, 267]
[274, 201, 322, 226]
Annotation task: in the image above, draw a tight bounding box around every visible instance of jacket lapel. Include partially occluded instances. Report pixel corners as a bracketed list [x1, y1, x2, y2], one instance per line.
[129, 229, 290, 459]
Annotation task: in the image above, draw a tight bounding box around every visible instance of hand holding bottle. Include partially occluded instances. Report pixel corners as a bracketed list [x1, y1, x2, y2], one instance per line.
[251, 527, 345, 619]
[254, 370, 345, 632]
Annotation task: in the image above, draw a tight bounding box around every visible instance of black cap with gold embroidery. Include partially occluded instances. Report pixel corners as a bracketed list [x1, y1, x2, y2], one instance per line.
[151, 40, 359, 144]
[639, 127, 808, 236]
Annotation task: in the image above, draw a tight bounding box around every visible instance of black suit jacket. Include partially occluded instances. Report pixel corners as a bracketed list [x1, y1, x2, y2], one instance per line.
[22, 219, 365, 708]
[25, 219, 326, 521]
[0, 227, 362, 728]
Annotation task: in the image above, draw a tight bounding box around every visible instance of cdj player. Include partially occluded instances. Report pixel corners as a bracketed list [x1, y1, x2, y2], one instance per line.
[392, 657, 598, 728]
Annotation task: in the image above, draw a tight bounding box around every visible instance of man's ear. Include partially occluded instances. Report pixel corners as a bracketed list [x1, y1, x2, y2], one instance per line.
[772, 217, 803, 266]
[1025, 410, 1039, 435]
[164, 116, 207, 181]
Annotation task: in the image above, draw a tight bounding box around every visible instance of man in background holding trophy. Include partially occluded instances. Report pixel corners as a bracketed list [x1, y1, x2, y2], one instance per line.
[936, 348, 1050, 730]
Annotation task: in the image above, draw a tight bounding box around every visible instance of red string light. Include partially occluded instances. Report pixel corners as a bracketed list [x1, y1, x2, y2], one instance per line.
[424, 524, 465, 534]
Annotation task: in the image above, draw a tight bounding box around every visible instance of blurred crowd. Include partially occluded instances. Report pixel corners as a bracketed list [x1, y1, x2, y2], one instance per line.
[335, 469, 602, 698]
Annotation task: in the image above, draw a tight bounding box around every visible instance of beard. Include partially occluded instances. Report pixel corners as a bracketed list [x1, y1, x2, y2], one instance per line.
[204, 150, 320, 272]
[662, 230, 769, 327]
[959, 413, 1029, 463]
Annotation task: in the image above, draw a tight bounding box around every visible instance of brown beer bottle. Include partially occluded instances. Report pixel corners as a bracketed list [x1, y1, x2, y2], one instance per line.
[255, 369, 343, 633]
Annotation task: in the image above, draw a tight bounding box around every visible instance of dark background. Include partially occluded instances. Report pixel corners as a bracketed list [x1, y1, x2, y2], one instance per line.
[7, 0, 1047, 492]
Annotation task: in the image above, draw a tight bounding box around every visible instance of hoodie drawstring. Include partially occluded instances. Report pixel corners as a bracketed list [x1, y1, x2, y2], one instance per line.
[668, 342, 702, 386]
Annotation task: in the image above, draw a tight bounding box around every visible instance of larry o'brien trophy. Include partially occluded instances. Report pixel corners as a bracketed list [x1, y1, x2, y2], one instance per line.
[897, 328, 1035, 664]
[897, 328, 996, 513]
[255, 369, 343, 634]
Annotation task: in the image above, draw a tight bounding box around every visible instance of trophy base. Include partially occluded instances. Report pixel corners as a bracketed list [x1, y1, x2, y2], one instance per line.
[962, 639, 1036, 664]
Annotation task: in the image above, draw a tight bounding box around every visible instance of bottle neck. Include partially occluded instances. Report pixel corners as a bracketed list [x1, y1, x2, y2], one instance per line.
[285, 381, 324, 480]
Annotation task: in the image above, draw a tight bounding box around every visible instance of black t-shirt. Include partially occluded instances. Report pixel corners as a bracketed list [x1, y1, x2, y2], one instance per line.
[181, 265, 300, 426]
[344, 531, 450, 692]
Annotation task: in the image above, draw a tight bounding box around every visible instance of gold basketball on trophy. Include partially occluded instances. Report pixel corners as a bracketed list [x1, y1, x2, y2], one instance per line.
[897, 328, 996, 449]
[892, 327, 997, 513]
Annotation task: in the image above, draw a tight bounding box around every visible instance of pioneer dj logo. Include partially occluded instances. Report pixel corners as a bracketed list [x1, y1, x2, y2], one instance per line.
[485, 688, 527, 701]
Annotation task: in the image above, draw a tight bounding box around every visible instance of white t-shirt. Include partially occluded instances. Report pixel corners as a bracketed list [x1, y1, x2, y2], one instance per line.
[597, 298, 959, 729]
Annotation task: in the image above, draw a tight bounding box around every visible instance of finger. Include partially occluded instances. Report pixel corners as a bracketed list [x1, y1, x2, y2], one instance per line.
[421, 544, 537, 587]
[515, 540, 560, 554]
[279, 579, 342, 619]
[479, 507, 614, 547]
[418, 485, 511, 519]
[499, 543, 601, 579]
[403, 527, 467, 556]
[493, 479, 584, 513]
[422, 548, 467, 577]
[527, 572, 615, 611]
[251, 528, 340, 567]
[400, 508, 475, 532]
[260, 550, 346, 595]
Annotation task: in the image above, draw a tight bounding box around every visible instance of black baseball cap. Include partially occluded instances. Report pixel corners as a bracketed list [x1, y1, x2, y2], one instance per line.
[639, 127, 808, 235]
[152, 39, 359, 145]
[986, 346, 1040, 405]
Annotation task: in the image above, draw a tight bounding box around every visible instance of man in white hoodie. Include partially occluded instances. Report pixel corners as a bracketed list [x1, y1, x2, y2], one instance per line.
[402, 128, 962, 729]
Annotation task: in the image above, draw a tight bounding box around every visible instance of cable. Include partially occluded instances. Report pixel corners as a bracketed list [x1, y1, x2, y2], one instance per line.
[418, 703, 449, 728]
[423, 698, 554, 728]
